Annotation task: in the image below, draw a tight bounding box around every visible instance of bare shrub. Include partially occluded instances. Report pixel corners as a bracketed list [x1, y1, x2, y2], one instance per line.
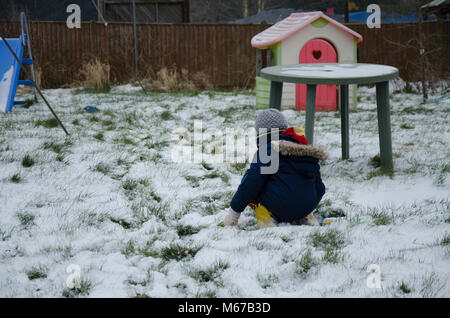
[76, 59, 111, 92]
[144, 66, 213, 92]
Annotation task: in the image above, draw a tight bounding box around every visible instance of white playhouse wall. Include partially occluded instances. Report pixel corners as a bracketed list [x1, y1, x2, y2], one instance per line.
[280, 22, 357, 109]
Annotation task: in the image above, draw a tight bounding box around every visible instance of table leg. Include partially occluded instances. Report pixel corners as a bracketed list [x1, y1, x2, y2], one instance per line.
[376, 81, 393, 170]
[340, 84, 349, 159]
[305, 84, 317, 145]
[269, 81, 283, 110]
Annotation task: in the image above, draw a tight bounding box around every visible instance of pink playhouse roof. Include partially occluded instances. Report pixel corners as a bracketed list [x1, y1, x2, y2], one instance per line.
[251, 11, 363, 48]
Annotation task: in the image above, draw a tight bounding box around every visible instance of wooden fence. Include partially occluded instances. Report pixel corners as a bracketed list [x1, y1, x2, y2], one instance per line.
[0, 20, 448, 88]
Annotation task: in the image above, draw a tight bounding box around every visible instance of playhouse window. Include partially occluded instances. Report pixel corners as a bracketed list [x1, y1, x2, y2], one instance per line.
[256, 49, 272, 77]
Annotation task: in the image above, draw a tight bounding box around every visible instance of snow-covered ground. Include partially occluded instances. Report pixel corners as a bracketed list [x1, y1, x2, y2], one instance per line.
[0, 84, 449, 298]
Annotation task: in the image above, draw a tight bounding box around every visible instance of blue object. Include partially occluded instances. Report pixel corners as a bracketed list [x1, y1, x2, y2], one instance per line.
[84, 106, 99, 113]
[0, 36, 34, 112]
[337, 11, 423, 23]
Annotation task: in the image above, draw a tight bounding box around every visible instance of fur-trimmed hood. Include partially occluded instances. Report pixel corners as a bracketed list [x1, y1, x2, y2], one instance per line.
[272, 140, 328, 161]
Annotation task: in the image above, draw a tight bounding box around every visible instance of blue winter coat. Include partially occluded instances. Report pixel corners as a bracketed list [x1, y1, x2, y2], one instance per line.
[230, 134, 327, 223]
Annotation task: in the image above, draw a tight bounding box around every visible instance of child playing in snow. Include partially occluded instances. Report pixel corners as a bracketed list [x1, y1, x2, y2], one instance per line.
[224, 109, 327, 227]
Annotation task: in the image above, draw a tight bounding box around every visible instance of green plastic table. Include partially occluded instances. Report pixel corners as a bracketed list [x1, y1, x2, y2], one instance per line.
[260, 63, 399, 169]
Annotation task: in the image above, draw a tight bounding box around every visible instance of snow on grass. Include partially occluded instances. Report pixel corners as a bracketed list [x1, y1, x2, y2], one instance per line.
[0, 85, 449, 298]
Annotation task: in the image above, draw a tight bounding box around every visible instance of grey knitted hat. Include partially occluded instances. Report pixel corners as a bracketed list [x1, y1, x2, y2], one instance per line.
[255, 109, 288, 134]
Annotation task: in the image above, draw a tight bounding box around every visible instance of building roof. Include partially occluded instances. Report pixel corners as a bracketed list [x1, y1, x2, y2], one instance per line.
[421, 0, 450, 8]
[251, 11, 363, 49]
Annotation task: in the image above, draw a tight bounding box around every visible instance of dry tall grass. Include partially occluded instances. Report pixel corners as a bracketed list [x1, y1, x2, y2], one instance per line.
[76, 59, 111, 91]
[144, 67, 213, 92]
[15, 65, 41, 95]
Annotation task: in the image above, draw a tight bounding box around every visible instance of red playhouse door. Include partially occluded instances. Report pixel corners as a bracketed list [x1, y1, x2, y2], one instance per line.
[296, 39, 337, 111]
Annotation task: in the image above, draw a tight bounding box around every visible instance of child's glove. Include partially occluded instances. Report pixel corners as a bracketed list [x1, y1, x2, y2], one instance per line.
[224, 208, 240, 226]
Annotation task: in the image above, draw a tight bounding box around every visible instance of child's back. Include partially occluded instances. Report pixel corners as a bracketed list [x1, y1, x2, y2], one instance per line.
[225, 109, 326, 227]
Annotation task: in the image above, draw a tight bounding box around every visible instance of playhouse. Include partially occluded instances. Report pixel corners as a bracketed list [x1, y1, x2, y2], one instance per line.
[252, 12, 363, 110]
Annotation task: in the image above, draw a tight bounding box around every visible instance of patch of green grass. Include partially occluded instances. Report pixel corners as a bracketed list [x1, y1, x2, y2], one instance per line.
[160, 243, 202, 262]
[317, 198, 332, 209]
[138, 240, 159, 258]
[204, 171, 230, 184]
[35, 118, 59, 128]
[184, 175, 201, 188]
[17, 212, 35, 228]
[150, 153, 163, 163]
[43, 142, 63, 154]
[0, 228, 12, 241]
[103, 109, 116, 117]
[122, 111, 139, 126]
[399, 281, 411, 294]
[326, 208, 346, 218]
[257, 273, 279, 289]
[237, 217, 260, 231]
[62, 279, 92, 298]
[189, 261, 229, 285]
[119, 136, 138, 146]
[296, 249, 317, 275]
[72, 119, 80, 126]
[93, 132, 104, 141]
[308, 229, 346, 250]
[404, 158, 421, 174]
[202, 202, 219, 216]
[19, 98, 36, 109]
[201, 161, 214, 171]
[122, 179, 139, 191]
[369, 154, 381, 168]
[10, 173, 22, 183]
[160, 110, 175, 121]
[102, 119, 115, 127]
[122, 240, 136, 257]
[81, 211, 106, 227]
[109, 217, 132, 229]
[401, 106, 433, 115]
[439, 162, 450, 172]
[176, 224, 201, 237]
[367, 168, 394, 180]
[132, 200, 169, 225]
[322, 247, 343, 264]
[195, 290, 217, 298]
[73, 87, 110, 94]
[400, 123, 414, 129]
[217, 107, 238, 123]
[419, 272, 444, 298]
[371, 210, 393, 226]
[43, 140, 73, 155]
[26, 265, 47, 280]
[229, 162, 247, 174]
[175, 199, 196, 220]
[89, 116, 100, 123]
[21, 154, 35, 168]
[93, 162, 111, 175]
[56, 154, 66, 162]
[439, 233, 450, 246]
[145, 140, 169, 150]
[149, 190, 161, 203]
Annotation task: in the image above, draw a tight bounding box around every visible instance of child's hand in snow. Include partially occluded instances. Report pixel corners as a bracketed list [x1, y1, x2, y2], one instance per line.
[224, 208, 240, 226]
